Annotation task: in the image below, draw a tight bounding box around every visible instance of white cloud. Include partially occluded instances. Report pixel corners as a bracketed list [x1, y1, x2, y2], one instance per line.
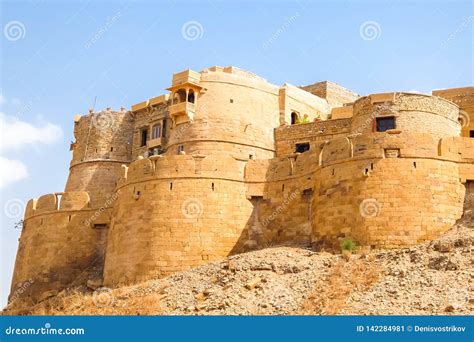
[0, 112, 63, 152]
[0, 111, 63, 188]
[0, 156, 28, 188]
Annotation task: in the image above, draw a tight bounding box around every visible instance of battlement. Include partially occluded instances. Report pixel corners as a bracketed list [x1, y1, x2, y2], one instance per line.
[25, 191, 91, 219]
[119, 154, 247, 187]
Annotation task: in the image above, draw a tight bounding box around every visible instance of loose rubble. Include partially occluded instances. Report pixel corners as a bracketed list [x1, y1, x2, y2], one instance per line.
[3, 224, 472, 316]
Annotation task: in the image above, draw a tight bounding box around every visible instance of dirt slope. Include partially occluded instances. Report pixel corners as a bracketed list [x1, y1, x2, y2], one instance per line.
[3, 223, 472, 316]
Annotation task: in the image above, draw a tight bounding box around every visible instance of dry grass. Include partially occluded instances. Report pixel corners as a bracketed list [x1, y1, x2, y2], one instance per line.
[4, 282, 168, 316]
[300, 255, 383, 315]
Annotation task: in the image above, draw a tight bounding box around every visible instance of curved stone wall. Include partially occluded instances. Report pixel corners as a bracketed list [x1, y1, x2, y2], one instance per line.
[103, 155, 254, 285]
[311, 132, 465, 248]
[166, 70, 280, 160]
[65, 109, 133, 206]
[10, 191, 110, 303]
[351, 93, 460, 139]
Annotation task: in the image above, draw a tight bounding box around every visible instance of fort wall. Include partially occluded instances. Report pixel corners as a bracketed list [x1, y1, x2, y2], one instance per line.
[433, 87, 474, 138]
[166, 69, 280, 160]
[65, 109, 133, 206]
[103, 154, 254, 285]
[274, 118, 352, 156]
[300, 80, 359, 107]
[9, 191, 110, 303]
[8, 66, 474, 305]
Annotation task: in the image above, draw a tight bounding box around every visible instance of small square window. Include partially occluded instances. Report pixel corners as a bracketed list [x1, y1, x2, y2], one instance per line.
[295, 143, 310, 153]
[470, 130, 474, 138]
[376, 117, 396, 132]
[230, 99, 234, 103]
[177, 145, 185, 154]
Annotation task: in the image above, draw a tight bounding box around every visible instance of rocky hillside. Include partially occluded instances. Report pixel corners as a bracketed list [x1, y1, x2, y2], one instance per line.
[3, 222, 473, 316]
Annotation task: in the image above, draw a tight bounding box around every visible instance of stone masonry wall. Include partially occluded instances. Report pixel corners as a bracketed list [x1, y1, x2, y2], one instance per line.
[274, 118, 351, 156]
[10, 192, 110, 304]
[65, 110, 133, 207]
[103, 155, 254, 285]
[432, 87, 474, 138]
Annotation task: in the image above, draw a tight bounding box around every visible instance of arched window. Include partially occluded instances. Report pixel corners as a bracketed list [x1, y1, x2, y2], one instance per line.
[187, 90, 195, 103]
[172, 93, 179, 105]
[176, 89, 187, 103]
[291, 112, 298, 125]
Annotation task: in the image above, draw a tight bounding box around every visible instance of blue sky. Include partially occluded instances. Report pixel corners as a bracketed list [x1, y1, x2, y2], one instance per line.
[0, 0, 472, 307]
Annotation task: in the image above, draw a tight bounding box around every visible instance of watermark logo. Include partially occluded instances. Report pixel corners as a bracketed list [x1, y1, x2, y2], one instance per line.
[442, 15, 473, 48]
[8, 278, 34, 305]
[359, 198, 381, 218]
[262, 189, 300, 226]
[91, 111, 115, 130]
[92, 287, 115, 307]
[84, 191, 120, 226]
[4, 21, 26, 41]
[458, 110, 470, 128]
[181, 198, 203, 218]
[181, 21, 204, 41]
[84, 12, 122, 49]
[359, 21, 381, 41]
[4, 198, 25, 219]
[262, 12, 300, 50]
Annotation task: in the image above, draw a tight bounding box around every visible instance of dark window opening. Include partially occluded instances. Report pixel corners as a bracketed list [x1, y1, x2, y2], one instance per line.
[282, 184, 285, 192]
[295, 143, 310, 153]
[302, 188, 313, 197]
[170, 182, 173, 190]
[93, 224, 107, 229]
[140, 128, 148, 147]
[187, 90, 195, 103]
[176, 89, 187, 103]
[212, 182, 215, 191]
[110, 147, 114, 152]
[470, 130, 474, 138]
[230, 99, 234, 103]
[291, 112, 298, 125]
[376, 116, 396, 132]
[177, 145, 184, 154]
[162, 120, 167, 138]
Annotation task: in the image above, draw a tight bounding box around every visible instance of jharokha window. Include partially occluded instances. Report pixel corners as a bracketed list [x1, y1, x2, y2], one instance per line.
[470, 130, 474, 138]
[151, 124, 162, 139]
[375, 116, 396, 132]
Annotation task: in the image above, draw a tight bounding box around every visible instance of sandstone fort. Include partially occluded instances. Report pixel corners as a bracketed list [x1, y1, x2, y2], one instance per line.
[10, 66, 474, 303]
